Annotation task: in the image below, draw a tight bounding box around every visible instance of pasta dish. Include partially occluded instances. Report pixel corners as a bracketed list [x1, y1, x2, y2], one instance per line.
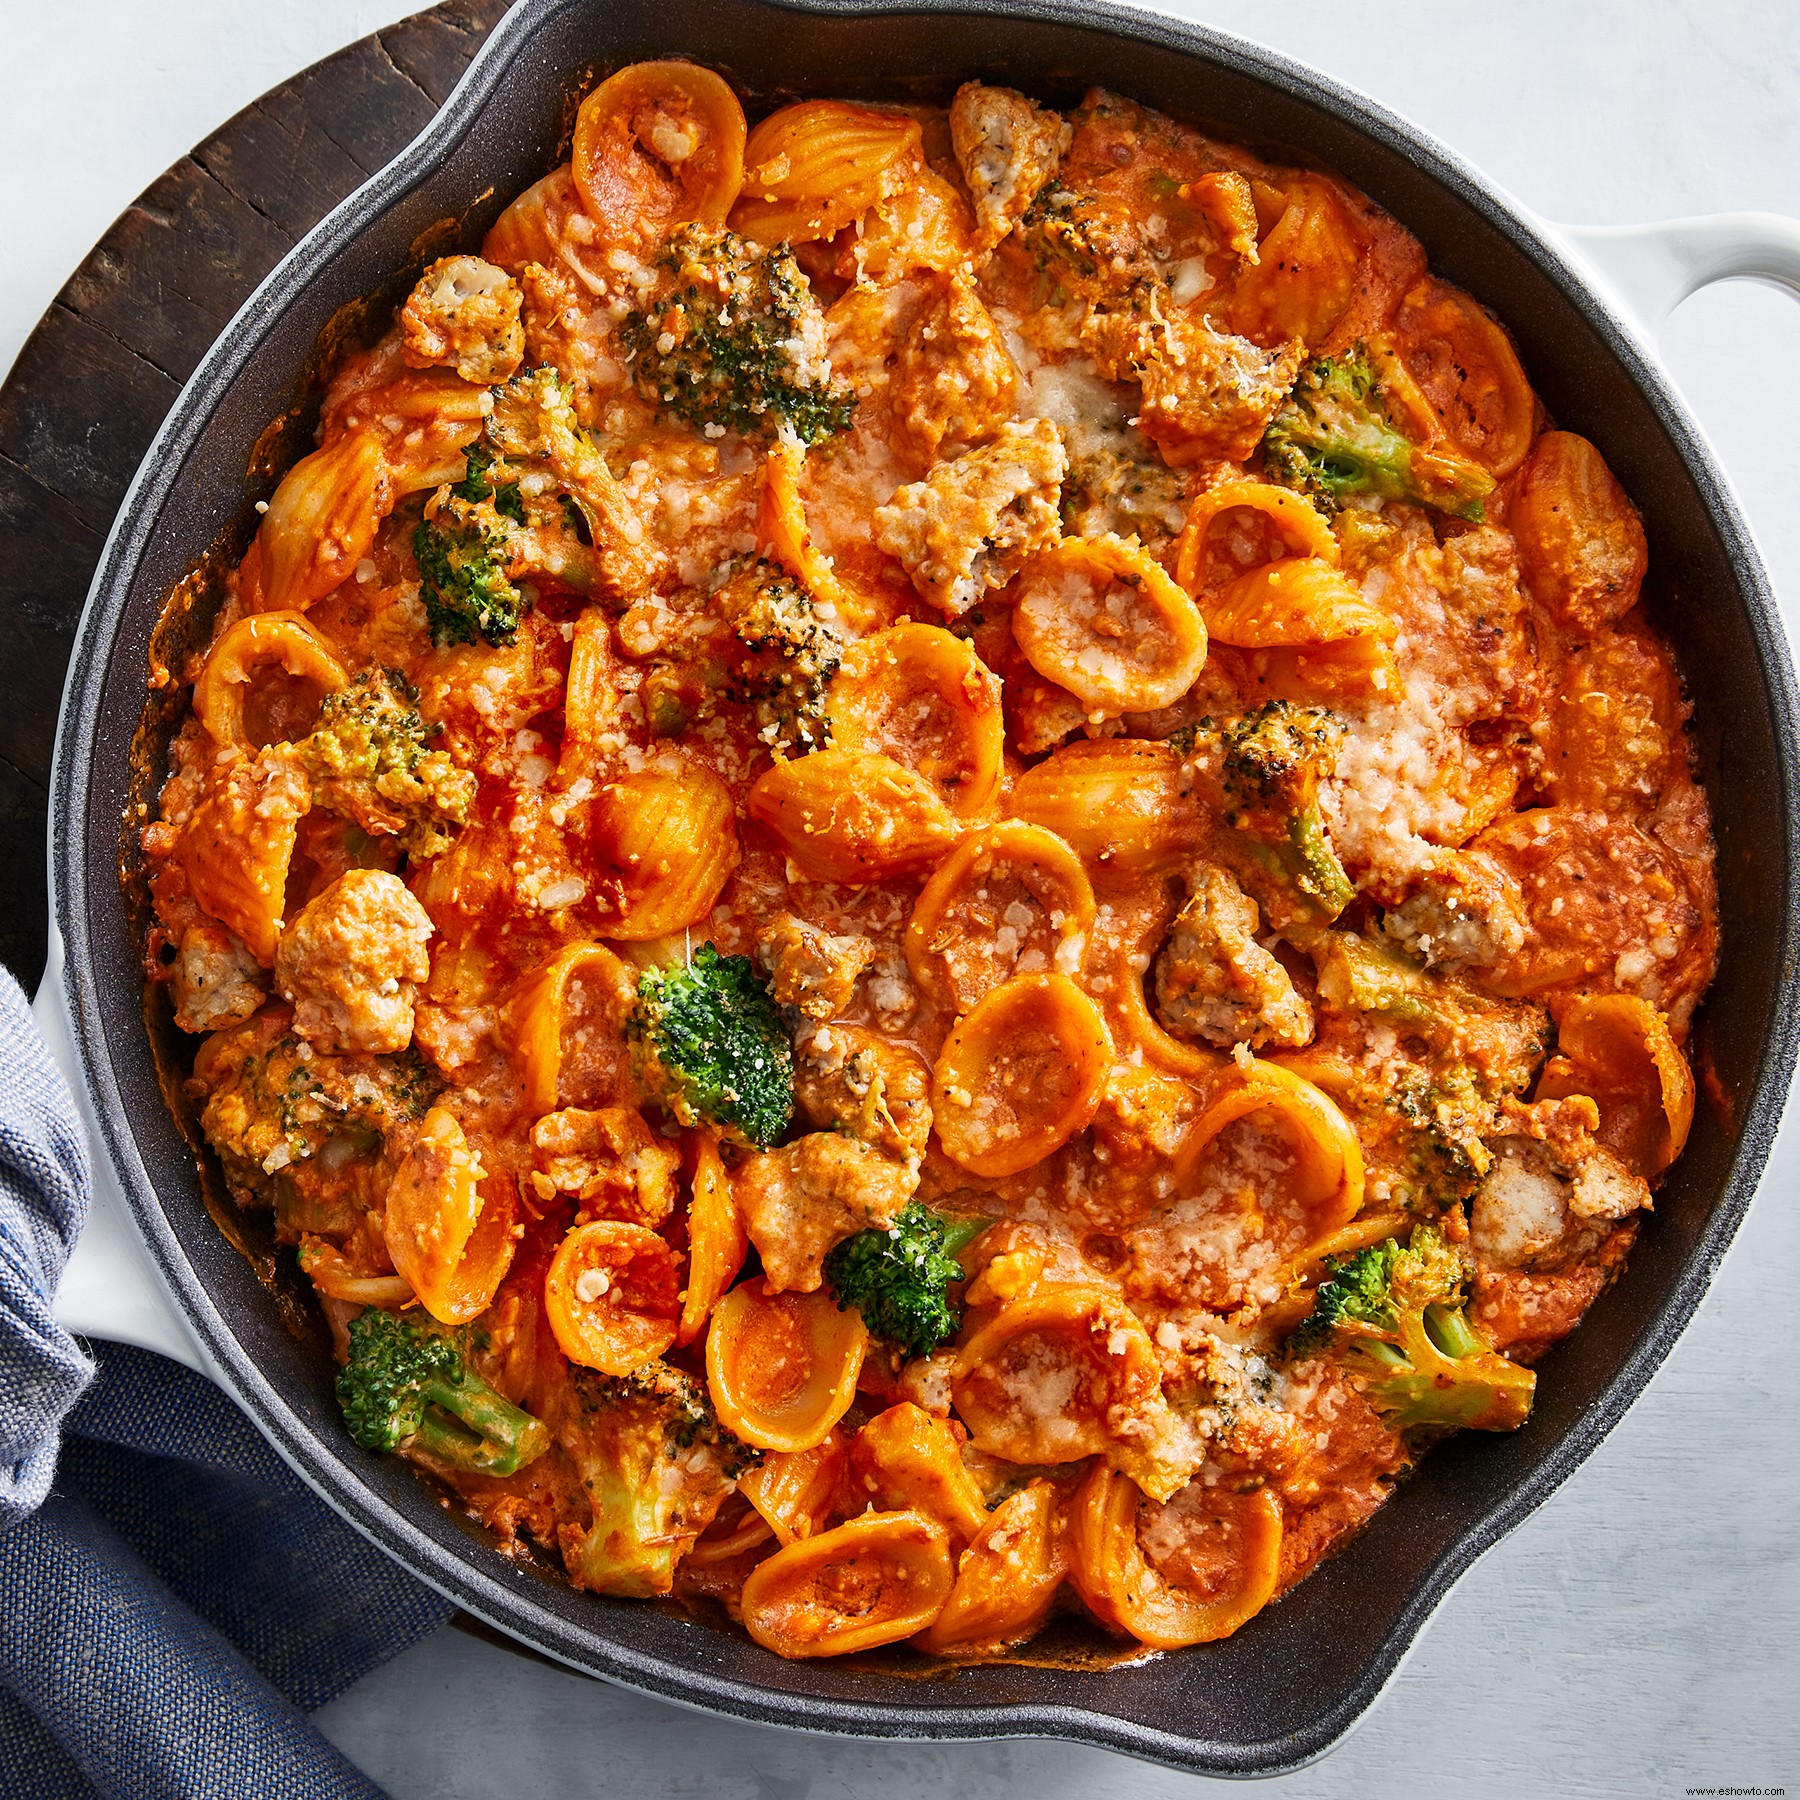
[138, 61, 1715, 1660]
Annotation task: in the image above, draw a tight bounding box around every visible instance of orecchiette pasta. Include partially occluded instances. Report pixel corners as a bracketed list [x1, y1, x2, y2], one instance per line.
[730, 102, 921, 246]
[739, 1510, 955, 1657]
[1012, 534, 1208, 715]
[194, 612, 347, 750]
[748, 748, 963, 884]
[826, 623, 1004, 819]
[705, 1280, 868, 1452]
[932, 973, 1113, 1177]
[904, 821, 1095, 1012]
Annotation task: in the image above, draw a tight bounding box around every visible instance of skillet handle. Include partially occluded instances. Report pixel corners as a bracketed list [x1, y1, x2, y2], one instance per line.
[1553, 213, 1800, 342]
[32, 926, 215, 1380]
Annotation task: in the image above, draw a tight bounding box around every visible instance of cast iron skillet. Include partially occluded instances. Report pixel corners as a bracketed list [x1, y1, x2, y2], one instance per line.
[46, 0, 1800, 1775]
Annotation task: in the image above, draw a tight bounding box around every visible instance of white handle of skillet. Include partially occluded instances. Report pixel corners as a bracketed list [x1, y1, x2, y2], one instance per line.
[1547, 211, 1800, 343]
[35, 924, 215, 1379]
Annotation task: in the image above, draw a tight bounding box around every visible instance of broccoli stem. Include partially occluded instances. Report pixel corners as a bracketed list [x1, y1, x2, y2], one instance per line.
[1422, 1301, 1486, 1362]
[939, 1216, 991, 1257]
[1289, 808, 1356, 915]
[411, 1367, 550, 1477]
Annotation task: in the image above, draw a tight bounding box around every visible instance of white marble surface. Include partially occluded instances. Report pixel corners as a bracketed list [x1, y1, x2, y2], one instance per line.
[5, 1, 1799, 1794]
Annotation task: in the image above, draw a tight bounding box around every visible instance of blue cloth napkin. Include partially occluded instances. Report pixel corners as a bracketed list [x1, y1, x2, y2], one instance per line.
[0, 966, 455, 1799]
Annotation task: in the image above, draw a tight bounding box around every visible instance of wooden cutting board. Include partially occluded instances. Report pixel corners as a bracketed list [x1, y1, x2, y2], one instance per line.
[0, 0, 511, 986]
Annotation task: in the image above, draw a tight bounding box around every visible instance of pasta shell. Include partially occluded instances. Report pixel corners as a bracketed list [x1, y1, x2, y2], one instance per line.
[737, 1430, 849, 1547]
[257, 431, 389, 614]
[193, 611, 347, 751]
[1219, 175, 1364, 348]
[1174, 1057, 1365, 1233]
[705, 1279, 867, 1452]
[1068, 1463, 1282, 1649]
[917, 1481, 1066, 1656]
[931, 973, 1113, 1178]
[905, 821, 1096, 1012]
[827, 623, 1003, 819]
[1012, 534, 1208, 715]
[739, 1509, 954, 1657]
[747, 748, 961, 885]
[847, 1403, 991, 1542]
[1535, 993, 1694, 1177]
[544, 1219, 682, 1375]
[572, 61, 747, 245]
[1176, 478, 1337, 596]
[590, 756, 741, 940]
[384, 1109, 517, 1326]
[730, 102, 921, 246]
[676, 1131, 748, 1347]
[1006, 738, 1198, 879]
[1203, 556, 1397, 649]
[1394, 277, 1535, 477]
[951, 1283, 1190, 1497]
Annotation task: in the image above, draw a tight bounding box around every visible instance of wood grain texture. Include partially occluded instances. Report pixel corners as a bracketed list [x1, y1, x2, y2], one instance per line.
[0, 0, 509, 988]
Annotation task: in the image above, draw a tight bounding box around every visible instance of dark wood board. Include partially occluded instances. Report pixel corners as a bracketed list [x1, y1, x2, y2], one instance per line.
[0, 0, 511, 988]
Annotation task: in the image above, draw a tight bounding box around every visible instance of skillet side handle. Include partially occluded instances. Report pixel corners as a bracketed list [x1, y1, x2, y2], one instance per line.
[1555, 213, 1800, 344]
[32, 926, 216, 1380]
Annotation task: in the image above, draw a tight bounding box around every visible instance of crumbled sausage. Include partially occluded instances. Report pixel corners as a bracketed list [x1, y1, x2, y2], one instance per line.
[1471, 1094, 1649, 1272]
[874, 419, 1067, 616]
[793, 1022, 933, 1165]
[170, 923, 268, 1034]
[755, 912, 875, 1021]
[733, 1132, 917, 1293]
[529, 1106, 680, 1226]
[1154, 864, 1313, 1048]
[400, 255, 524, 384]
[1382, 851, 1529, 975]
[948, 83, 1073, 247]
[891, 271, 1018, 470]
[1082, 300, 1303, 463]
[274, 869, 434, 1054]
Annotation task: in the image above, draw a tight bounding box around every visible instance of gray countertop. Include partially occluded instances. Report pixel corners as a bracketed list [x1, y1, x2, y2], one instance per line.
[6, 1, 1797, 1793]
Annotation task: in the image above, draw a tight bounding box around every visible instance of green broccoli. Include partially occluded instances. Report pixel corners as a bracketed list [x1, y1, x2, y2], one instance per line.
[1385, 1066, 1496, 1210]
[294, 668, 475, 857]
[627, 943, 794, 1148]
[561, 1361, 758, 1597]
[822, 1202, 990, 1358]
[451, 440, 526, 519]
[1262, 347, 1496, 522]
[412, 498, 526, 648]
[1312, 930, 1548, 1068]
[620, 227, 856, 443]
[1288, 1224, 1535, 1432]
[1220, 700, 1355, 926]
[715, 559, 841, 752]
[335, 1308, 551, 1475]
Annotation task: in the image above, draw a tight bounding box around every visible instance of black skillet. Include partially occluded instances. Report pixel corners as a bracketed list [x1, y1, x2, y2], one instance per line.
[45, 0, 1800, 1775]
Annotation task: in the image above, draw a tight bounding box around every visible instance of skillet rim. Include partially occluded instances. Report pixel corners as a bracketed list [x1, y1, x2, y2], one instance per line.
[47, 0, 1800, 1775]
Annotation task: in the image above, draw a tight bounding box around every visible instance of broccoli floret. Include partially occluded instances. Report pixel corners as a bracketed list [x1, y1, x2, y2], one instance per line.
[822, 1202, 990, 1358]
[412, 496, 525, 648]
[1386, 1066, 1496, 1210]
[620, 227, 856, 444]
[627, 944, 794, 1148]
[414, 362, 661, 642]
[1312, 931, 1548, 1067]
[714, 559, 842, 752]
[1288, 1224, 1535, 1432]
[561, 1361, 758, 1597]
[1220, 701, 1354, 926]
[294, 668, 475, 857]
[452, 440, 527, 520]
[1262, 347, 1496, 522]
[336, 1307, 551, 1475]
